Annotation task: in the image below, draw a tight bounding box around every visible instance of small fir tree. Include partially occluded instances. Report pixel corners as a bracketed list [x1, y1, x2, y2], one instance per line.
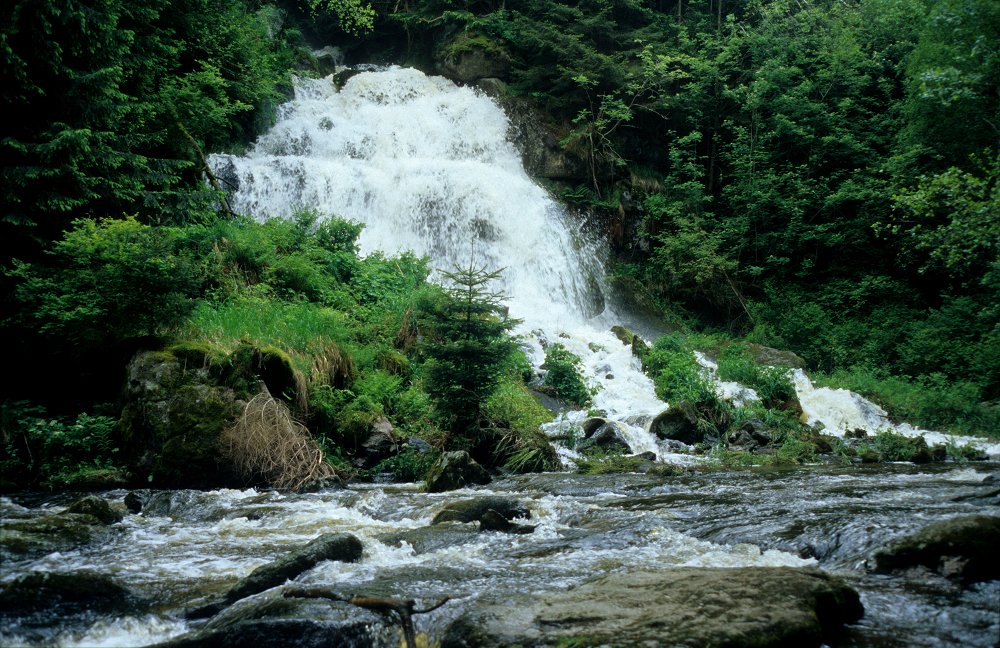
[418, 262, 519, 438]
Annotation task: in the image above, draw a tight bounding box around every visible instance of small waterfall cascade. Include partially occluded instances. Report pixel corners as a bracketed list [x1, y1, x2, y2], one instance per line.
[210, 66, 672, 457]
[210, 65, 998, 460]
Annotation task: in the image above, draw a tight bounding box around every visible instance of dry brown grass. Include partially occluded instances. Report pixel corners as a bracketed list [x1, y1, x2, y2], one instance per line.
[310, 342, 356, 390]
[220, 390, 335, 491]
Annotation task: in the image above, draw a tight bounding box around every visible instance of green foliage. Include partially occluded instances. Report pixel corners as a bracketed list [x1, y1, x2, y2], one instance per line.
[542, 343, 591, 407]
[375, 446, 441, 482]
[715, 345, 795, 408]
[417, 262, 520, 435]
[1, 0, 298, 251]
[8, 217, 206, 347]
[1, 401, 122, 489]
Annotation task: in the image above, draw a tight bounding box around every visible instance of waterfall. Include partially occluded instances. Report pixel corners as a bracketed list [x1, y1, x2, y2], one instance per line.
[210, 66, 672, 457]
[209, 65, 999, 461]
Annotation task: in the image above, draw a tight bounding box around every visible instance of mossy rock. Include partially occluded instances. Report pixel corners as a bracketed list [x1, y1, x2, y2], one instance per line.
[437, 32, 511, 83]
[870, 515, 1000, 584]
[120, 351, 242, 488]
[230, 342, 307, 408]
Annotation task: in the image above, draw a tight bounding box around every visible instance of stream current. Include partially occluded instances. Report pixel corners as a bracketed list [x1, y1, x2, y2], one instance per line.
[2, 66, 998, 646]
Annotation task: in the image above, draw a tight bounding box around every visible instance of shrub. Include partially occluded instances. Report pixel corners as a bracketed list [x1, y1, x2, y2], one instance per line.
[542, 343, 591, 407]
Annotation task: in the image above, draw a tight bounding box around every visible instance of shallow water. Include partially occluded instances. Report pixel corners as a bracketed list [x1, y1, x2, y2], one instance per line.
[2, 463, 998, 647]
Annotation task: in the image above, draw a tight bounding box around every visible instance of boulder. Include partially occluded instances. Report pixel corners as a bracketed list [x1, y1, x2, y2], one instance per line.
[0, 512, 108, 561]
[352, 416, 399, 470]
[64, 495, 123, 525]
[425, 451, 491, 493]
[650, 401, 706, 445]
[870, 515, 1000, 584]
[746, 344, 808, 369]
[431, 497, 530, 525]
[728, 419, 773, 451]
[189, 533, 363, 619]
[162, 587, 397, 648]
[0, 570, 141, 616]
[437, 35, 511, 83]
[440, 567, 863, 648]
[577, 421, 632, 453]
[478, 510, 536, 534]
[378, 523, 480, 554]
[120, 351, 241, 488]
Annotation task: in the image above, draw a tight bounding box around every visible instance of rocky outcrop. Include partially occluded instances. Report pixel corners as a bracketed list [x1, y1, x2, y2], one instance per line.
[476, 79, 588, 181]
[425, 451, 491, 493]
[120, 351, 242, 488]
[431, 496, 531, 526]
[576, 419, 632, 453]
[437, 34, 511, 84]
[746, 343, 808, 369]
[870, 515, 1000, 584]
[378, 523, 480, 555]
[188, 533, 363, 619]
[650, 401, 710, 446]
[0, 509, 115, 561]
[352, 416, 399, 470]
[440, 567, 863, 648]
[0, 570, 141, 616]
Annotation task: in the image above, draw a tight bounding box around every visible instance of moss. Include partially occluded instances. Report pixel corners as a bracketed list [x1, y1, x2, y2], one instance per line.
[441, 33, 506, 60]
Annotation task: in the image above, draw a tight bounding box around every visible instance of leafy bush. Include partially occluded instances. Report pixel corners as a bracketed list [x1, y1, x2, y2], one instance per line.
[0, 401, 122, 489]
[9, 217, 206, 347]
[716, 345, 795, 408]
[542, 343, 591, 407]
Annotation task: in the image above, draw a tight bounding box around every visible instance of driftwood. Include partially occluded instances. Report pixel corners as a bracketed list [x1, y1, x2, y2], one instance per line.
[284, 587, 450, 648]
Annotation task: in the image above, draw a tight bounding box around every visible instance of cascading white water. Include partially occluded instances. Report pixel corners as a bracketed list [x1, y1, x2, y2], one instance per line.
[210, 64, 999, 460]
[211, 65, 673, 457]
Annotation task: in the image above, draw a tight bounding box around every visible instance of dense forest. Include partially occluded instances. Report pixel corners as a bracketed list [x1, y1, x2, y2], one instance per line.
[1, 0, 997, 491]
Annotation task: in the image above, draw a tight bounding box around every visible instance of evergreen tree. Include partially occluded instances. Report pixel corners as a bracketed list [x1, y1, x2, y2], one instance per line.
[418, 262, 520, 438]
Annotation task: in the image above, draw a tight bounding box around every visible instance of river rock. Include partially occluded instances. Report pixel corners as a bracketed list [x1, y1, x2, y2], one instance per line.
[577, 421, 632, 453]
[425, 451, 491, 493]
[378, 523, 480, 554]
[478, 509, 536, 534]
[431, 496, 530, 525]
[0, 511, 109, 560]
[0, 570, 140, 616]
[189, 533, 363, 618]
[352, 416, 399, 470]
[440, 567, 863, 648]
[163, 587, 397, 648]
[650, 401, 707, 445]
[727, 418, 773, 451]
[870, 515, 1000, 584]
[64, 495, 124, 525]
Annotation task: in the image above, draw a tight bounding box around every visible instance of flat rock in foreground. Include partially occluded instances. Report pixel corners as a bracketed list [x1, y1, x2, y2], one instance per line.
[441, 566, 863, 648]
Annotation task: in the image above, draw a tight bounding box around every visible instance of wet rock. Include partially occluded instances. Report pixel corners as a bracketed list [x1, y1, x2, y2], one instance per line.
[437, 34, 511, 83]
[164, 587, 397, 648]
[378, 523, 480, 554]
[124, 491, 145, 514]
[650, 401, 706, 445]
[0, 512, 108, 560]
[0, 570, 140, 616]
[440, 567, 863, 648]
[577, 421, 632, 453]
[477, 81, 588, 181]
[870, 515, 1000, 584]
[431, 496, 530, 525]
[64, 495, 123, 525]
[580, 417, 607, 436]
[189, 533, 363, 618]
[352, 416, 399, 470]
[425, 451, 491, 493]
[478, 509, 536, 534]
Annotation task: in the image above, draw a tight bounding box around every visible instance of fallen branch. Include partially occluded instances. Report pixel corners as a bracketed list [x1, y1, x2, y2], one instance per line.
[177, 121, 236, 218]
[284, 587, 450, 648]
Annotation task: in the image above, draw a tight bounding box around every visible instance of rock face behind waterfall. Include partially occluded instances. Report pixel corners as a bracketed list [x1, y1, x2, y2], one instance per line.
[441, 567, 863, 648]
